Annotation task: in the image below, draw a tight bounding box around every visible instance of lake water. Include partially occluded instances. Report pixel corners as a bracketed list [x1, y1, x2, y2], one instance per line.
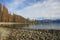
[22, 23, 60, 30]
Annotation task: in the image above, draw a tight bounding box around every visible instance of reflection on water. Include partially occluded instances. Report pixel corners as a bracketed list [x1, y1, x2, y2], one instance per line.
[22, 23, 60, 30]
[0, 23, 60, 30]
[0, 24, 29, 28]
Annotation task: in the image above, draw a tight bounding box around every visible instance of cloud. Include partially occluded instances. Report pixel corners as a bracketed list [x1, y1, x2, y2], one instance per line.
[15, 0, 60, 19]
[6, 0, 41, 13]
[2, 0, 60, 19]
[6, 0, 25, 13]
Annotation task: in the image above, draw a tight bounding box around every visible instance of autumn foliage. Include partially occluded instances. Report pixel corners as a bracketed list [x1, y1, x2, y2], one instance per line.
[0, 3, 29, 24]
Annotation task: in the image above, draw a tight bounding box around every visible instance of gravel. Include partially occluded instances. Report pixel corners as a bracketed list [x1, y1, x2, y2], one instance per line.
[0, 27, 60, 40]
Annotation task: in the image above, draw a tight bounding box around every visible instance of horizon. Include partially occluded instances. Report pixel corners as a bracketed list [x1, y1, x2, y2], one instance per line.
[0, 0, 60, 20]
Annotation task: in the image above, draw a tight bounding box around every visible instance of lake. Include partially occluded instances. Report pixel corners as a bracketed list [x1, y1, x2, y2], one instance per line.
[22, 23, 60, 30]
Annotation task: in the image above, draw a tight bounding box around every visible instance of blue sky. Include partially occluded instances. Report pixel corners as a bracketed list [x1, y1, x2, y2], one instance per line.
[0, 0, 60, 20]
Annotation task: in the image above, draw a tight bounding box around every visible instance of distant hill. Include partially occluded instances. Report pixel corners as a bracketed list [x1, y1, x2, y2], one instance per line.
[37, 19, 60, 23]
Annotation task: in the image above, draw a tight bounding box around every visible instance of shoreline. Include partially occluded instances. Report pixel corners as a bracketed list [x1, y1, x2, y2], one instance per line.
[0, 27, 60, 40]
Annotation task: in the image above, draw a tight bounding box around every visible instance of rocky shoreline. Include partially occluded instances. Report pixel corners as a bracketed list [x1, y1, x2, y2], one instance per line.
[0, 27, 60, 40]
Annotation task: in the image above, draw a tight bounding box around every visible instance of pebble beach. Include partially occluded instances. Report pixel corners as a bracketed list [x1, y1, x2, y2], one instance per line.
[0, 27, 60, 40]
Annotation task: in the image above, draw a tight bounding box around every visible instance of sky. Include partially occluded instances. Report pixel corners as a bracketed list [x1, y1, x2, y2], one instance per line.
[0, 0, 60, 20]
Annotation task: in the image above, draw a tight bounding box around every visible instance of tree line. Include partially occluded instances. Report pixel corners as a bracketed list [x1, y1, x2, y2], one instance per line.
[0, 3, 39, 24]
[0, 3, 30, 23]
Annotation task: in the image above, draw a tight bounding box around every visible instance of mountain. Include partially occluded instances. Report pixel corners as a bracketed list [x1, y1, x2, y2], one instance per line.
[37, 19, 60, 23]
